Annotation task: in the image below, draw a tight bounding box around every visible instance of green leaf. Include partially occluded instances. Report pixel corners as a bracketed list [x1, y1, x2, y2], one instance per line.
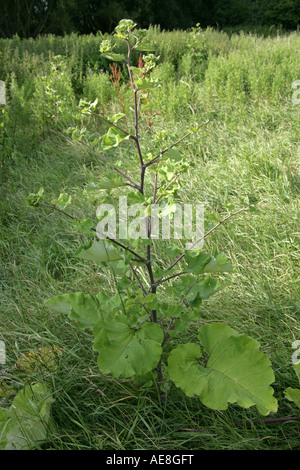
[51, 192, 72, 210]
[44, 292, 102, 330]
[106, 259, 128, 276]
[77, 98, 98, 116]
[69, 126, 87, 142]
[168, 313, 190, 337]
[284, 387, 300, 409]
[114, 19, 137, 39]
[126, 191, 147, 205]
[0, 383, 54, 450]
[164, 148, 181, 161]
[108, 112, 126, 123]
[143, 293, 158, 309]
[186, 277, 226, 306]
[133, 370, 157, 388]
[93, 315, 163, 378]
[75, 240, 123, 263]
[204, 253, 233, 273]
[168, 323, 277, 415]
[197, 277, 218, 299]
[117, 276, 132, 290]
[294, 362, 300, 383]
[135, 78, 157, 89]
[101, 52, 124, 62]
[157, 302, 183, 319]
[100, 39, 112, 53]
[72, 218, 95, 234]
[185, 251, 233, 275]
[100, 126, 130, 151]
[185, 252, 211, 274]
[25, 187, 44, 208]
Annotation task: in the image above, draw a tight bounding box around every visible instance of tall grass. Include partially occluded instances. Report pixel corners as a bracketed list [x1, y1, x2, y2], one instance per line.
[0, 26, 299, 450]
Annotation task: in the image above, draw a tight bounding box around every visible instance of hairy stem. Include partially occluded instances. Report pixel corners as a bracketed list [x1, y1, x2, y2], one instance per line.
[128, 262, 147, 296]
[125, 40, 145, 194]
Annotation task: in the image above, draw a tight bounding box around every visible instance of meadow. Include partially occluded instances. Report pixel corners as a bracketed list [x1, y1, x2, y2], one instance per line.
[0, 25, 299, 450]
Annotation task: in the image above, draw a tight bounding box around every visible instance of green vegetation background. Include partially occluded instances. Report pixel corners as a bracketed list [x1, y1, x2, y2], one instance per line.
[0, 24, 299, 449]
[1, 0, 300, 38]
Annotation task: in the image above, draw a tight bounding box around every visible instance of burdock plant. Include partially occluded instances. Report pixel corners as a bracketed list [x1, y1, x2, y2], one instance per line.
[27, 19, 278, 417]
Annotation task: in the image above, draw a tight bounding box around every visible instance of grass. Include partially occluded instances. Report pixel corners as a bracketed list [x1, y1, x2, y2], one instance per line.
[0, 26, 300, 450]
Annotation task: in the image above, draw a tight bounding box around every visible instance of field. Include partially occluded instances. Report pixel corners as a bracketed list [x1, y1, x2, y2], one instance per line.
[0, 25, 299, 450]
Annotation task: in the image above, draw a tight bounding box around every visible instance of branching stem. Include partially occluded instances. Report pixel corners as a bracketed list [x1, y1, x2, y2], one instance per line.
[145, 131, 193, 167]
[144, 120, 209, 168]
[42, 202, 147, 263]
[70, 137, 140, 190]
[125, 40, 145, 194]
[159, 205, 250, 280]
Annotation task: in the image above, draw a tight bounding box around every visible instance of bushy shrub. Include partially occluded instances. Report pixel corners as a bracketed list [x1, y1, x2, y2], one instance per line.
[146, 27, 190, 69]
[204, 36, 300, 106]
[32, 56, 75, 132]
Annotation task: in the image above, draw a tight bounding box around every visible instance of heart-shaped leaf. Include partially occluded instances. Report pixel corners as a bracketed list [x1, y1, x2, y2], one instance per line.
[75, 240, 123, 263]
[100, 127, 130, 151]
[168, 323, 277, 415]
[50, 192, 72, 210]
[185, 251, 233, 275]
[0, 383, 54, 450]
[44, 292, 102, 330]
[101, 52, 124, 62]
[93, 315, 163, 378]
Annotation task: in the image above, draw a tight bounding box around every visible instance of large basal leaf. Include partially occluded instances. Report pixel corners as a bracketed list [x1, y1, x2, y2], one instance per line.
[93, 315, 163, 378]
[44, 292, 102, 330]
[168, 323, 278, 416]
[75, 240, 123, 263]
[0, 383, 55, 450]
